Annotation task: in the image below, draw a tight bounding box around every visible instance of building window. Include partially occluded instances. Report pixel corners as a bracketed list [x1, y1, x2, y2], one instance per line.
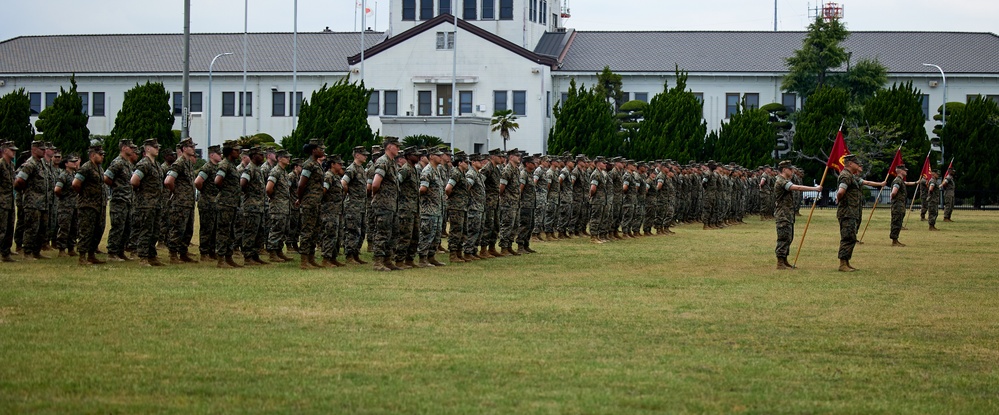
[222, 92, 235, 116]
[529, 0, 537, 22]
[368, 91, 380, 116]
[418, 91, 433, 116]
[439, 0, 451, 15]
[459, 91, 473, 115]
[402, 0, 416, 20]
[463, 0, 476, 19]
[725, 93, 739, 118]
[92, 92, 105, 117]
[744, 93, 760, 111]
[694, 93, 704, 119]
[45, 92, 56, 109]
[29, 92, 41, 115]
[173, 92, 183, 115]
[499, 0, 513, 19]
[560, 92, 568, 105]
[546, 91, 551, 118]
[290, 91, 303, 116]
[988, 95, 999, 105]
[239, 92, 252, 116]
[635, 92, 648, 103]
[921, 94, 930, 120]
[782, 93, 796, 112]
[481, 0, 494, 19]
[78, 92, 89, 115]
[494, 91, 508, 112]
[190, 92, 203, 113]
[966, 94, 977, 103]
[420, 0, 433, 19]
[541, 0, 547, 25]
[620, 92, 630, 104]
[272, 91, 286, 116]
[384, 91, 399, 115]
[436, 32, 455, 50]
[512, 90, 526, 116]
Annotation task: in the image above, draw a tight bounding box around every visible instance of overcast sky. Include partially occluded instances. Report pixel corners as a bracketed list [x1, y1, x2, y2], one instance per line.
[2, 0, 996, 41]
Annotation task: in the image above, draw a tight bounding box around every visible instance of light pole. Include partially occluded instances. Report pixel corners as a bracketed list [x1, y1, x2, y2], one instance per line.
[923, 63, 946, 162]
[208, 52, 234, 151]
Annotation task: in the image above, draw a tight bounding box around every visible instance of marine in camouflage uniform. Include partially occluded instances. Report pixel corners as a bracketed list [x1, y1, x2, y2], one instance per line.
[166, 138, 198, 263]
[72, 146, 108, 265]
[320, 155, 346, 267]
[464, 155, 487, 259]
[516, 155, 538, 254]
[620, 162, 637, 237]
[214, 142, 243, 267]
[700, 162, 719, 229]
[418, 149, 445, 266]
[445, 153, 471, 262]
[0, 141, 17, 262]
[14, 141, 52, 259]
[394, 147, 421, 268]
[608, 159, 625, 238]
[55, 156, 80, 256]
[543, 159, 559, 238]
[238, 148, 269, 265]
[103, 141, 136, 260]
[925, 171, 941, 231]
[774, 161, 821, 269]
[643, 168, 658, 235]
[295, 140, 326, 269]
[941, 171, 956, 221]
[369, 138, 401, 271]
[265, 151, 293, 262]
[889, 165, 914, 246]
[479, 149, 503, 257]
[196, 146, 222, 260]
[497, 150, 522, 256]
[571, 156, 588, 235]
[286, 162, 302, 251]
[835, 154, 884, 272]
[131, 139, 165, 266]
[556, 158, 574, 238]
[532, 157, 549, 239]
[364, 147, 380, 253]
[343, 149, 369, 262]
[158, 151, 177, 248]
[587, 157, 609, 242]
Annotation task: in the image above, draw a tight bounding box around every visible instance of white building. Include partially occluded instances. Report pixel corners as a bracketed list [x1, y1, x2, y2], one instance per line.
[2, 0, 998, 155]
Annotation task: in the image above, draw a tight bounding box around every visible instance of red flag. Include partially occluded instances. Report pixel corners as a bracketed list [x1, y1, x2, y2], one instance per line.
[920, 155, 932, 180]
[943, 158, 954, 178]
[826, 131, 850, 172]
[887, 148, 904, 176]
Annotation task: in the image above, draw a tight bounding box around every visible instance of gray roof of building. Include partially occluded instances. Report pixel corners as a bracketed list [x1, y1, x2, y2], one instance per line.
[0, 32, 385, 74]
[556, 31, 999, 74]
[534, 31, 570, 58]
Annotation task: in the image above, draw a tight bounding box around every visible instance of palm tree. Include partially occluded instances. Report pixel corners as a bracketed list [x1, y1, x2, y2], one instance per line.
[402, 134, 445, 149]
[490, 109, 519, 151]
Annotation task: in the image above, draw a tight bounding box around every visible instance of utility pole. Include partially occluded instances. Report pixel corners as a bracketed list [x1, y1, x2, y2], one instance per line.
[182, 0, 191, 140]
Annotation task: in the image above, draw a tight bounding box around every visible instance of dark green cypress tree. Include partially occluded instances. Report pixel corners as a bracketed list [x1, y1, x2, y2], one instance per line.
[35, 76, 91, 157]
[284, 79, 376, 159]
[862, 81, 931, 171]
[714, 102, 776, 167]
[107, 81, 174, 164]
[940, 96, 999, 206]
[792, 85, 849, 182]
[0, 88, 34, 152]
[634, 68, 707, 162]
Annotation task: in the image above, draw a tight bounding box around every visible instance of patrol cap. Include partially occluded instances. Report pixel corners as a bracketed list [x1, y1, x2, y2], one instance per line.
[30, 140, 45, 148]
[290, 158, 303, 166]
[222, 140, 240, 149]
[429, 147, 444, 156]
[895, 164, 907, 171]
[142, 138, 160, 148]
[371, 144, 383, 153]
[353, 146, 370, 156]
[506, 148, 520, 156]
[306, 138, 322, 146]
[119, 139, 134, 149]
[778, 160, 793, 170]
[522, 155, 535, 164]
[275, 150, 290, 158]
[44, 141, 55, 150]
[842, 154, 859, 164]
[1, 141, 19, 151]
[88, 145, 105, 155]
[207, 145, 222, 154]
[594, 156, 607, 163]
[264, 147, 276, 154]
[248, 146, 263, 156]
[402, 146, 419, 156]
[177, 137, 196, 149]
[240, 149, 250, 157]
[576, 154, 586, 161]
[65, 154, 80, 162]
[488, 148, 503, 156]
[383, 137, 402, 148]
[327, 154, 344, 164]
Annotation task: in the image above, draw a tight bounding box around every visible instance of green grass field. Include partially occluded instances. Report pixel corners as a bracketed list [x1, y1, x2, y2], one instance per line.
[2, 209, 997, 414]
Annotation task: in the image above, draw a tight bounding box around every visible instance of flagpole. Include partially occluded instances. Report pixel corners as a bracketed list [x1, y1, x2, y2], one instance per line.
[859, 143, 904, 242]
[792, 119, 845, 268]
[904, 149, 932, 228]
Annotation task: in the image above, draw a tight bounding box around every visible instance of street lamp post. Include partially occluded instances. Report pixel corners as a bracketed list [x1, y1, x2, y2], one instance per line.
[923, 63, 946, 162]
[208, 52, 234, 151]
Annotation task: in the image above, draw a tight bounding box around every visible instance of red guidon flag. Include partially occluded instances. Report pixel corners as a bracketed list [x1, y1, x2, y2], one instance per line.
[920, 154, 932, 180]
[887, 148, 904, 176]
[943, 158, 954, 177]
[827, 130, 850, 172]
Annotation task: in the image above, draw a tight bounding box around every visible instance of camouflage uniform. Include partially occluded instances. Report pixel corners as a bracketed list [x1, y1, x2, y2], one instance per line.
[447, 166, 470, 253]
[297, 157, 325, 257]
[55, 169, 79, 251]
[517, 167, 536, 249]
[571, 164, 587, 234]
[267, 165, 291, 252]
[464, 165, 486, 257]
[701, 169, 719, 227]
[285, 169, 301, 248]
[588, 167, 608, 237]
[197, 160, 220, 257]
[214, 157, 241, 258]
[418, 163, 444, 257]
[620, 170, 636, 234]
[320, 170, 345, 261]
[926, 177, 941, 227]
[889, 175, 907, 240]
[773, 175, 796, 259]
[75, 160, 107, 256]
[917, 177, 928, 220]
[133, 155, 164, 260]
[942, 174, 955, 220]
[158, 160, 172, 247]
[239, 161, 267, 255]
[557, 166, 573, 234]
[167, 156, 197, 257]
[0, 156, 14, 258]
[369, 154, 400, 259]
[343, 161, 368, 257]
[395, 160, 420, 263]
[609, 166, 624, 233]
[16, 156, 51, 256]
[532, 164, 548, 235]
[836, 169, 863, 261]
[480, 160, 501, 248]
[543, 167, 559, 234]
[498, 162, 521, 249]
[104, 155, 134, 257]
[644, 173, 658, 234]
